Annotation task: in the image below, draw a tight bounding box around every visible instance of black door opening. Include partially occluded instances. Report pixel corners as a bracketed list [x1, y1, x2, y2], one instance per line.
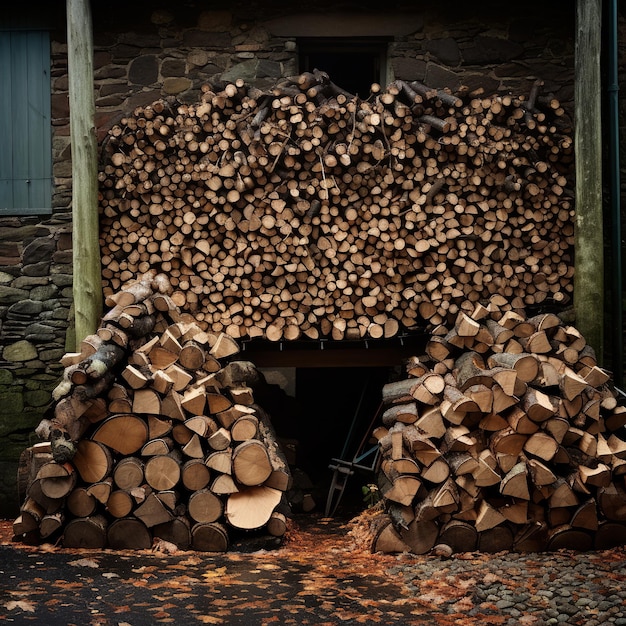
[256, 365, 397, 515]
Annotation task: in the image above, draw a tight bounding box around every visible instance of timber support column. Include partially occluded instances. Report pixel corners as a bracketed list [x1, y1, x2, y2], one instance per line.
[67, 0, 102, 347]
[574, 0, 604, 360]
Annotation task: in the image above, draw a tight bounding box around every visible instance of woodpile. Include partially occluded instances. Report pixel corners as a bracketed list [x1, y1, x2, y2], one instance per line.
[99, 72, 574, 342]
[13, 272, 292, 551]
[369, 296, 626, 554]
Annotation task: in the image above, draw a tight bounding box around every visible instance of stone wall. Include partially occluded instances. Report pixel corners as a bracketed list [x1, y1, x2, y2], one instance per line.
[0, 0, 577, 517]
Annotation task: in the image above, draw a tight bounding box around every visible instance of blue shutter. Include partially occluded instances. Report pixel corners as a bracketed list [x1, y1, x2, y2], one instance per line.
[0, 30, 52, 215]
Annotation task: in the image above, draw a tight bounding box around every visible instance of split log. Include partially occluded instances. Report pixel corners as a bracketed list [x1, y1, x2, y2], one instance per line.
[153, 517, 192, 550]
[63, 514, 109, 549]
[67, 487, 98, 518]
[37, 462, 77, 500]
[91, 414, 149, 455]
[225, 486, 283, 531]
[106, 490, 135, 518]
[107, 518, 152, 550]
[191, 522, 229, 552]
[233, 439, 272, 486]
[188, 489, 223, 524]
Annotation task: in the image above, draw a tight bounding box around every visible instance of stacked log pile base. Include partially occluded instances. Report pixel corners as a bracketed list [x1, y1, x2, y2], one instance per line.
[368, 297, 626, 555]
[12, 272, 292, 552]
[99, 72, 574, 342]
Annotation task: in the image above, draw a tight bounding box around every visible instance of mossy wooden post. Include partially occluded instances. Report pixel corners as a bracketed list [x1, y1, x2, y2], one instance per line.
[67, 0, 102, 349]
[574, 0, 603, 359]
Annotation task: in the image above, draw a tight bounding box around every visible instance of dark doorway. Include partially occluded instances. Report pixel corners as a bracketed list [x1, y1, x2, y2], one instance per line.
[247, 337, 426, 515]
[298, 38, 389, 97]
[256, 364, 396, 515]
[294, 366, 389, 482]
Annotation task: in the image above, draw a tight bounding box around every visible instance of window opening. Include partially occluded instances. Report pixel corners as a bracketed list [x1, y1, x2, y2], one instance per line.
[0, 29, 52, 216]
[298, 37, 389, 98]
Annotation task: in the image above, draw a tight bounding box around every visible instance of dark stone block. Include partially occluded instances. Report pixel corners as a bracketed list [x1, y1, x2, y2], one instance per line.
[257, 59, 282, 78]
[391, 57, 427, 82]
[178, 89, 204, 104]
[112, 43, 145, 61]
[12, 276, 48, 290]
[23, 262, 51, 277]
[22, 238, 55, 265]
[456, 73, 500, 96]
[119, 32, 162, 48]
[24, 389, 52, 408]
[52, 250, 72, 264]
[24, 323, 56, 342]
[93, 50, 113, 70]
[129, 55, 159, 86]
[462, 36, 525, 65]
[182, 30, 232, 49]
[0, 287, 30, 304]
[8, 300, 43, 317]
[424, 64, 462, 92]
[196, 66, 224, 82]
[53, 75, 69, 91]
[0, 242, 20, 257]
[95, 66, 127, 80]
[426, 38, 460, 66]
[39, 348, 66, 362]
[125, 90, 163, 113]
[162, 58, 187, 77]
[0, 391, 24, 417]
[50, 264, 72, 276]
[494, 62, 533, 78]
[51, 93, 69, 119]
[57, 232, 72, 251]
[99, 82, 130, 97]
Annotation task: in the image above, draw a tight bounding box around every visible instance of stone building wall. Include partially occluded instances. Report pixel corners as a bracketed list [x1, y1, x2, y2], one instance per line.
[0, 0, 576, 516]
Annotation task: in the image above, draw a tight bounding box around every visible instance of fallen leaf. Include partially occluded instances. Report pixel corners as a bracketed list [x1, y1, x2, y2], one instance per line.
[202, 566, 227, 580]
[198, 616, 225, 624]
[5, 600, 36, 612]
[69, 558, 99, 568]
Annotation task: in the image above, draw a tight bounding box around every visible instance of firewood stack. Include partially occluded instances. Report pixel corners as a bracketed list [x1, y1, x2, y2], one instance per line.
[99, 72, 574, 342]
[13, 271, 292, 551]
[369, 296, 626, 555]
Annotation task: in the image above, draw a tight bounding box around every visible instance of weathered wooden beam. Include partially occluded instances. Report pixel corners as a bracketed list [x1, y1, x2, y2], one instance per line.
[67, 0, 102, 348]
[574, 0, 604, 360]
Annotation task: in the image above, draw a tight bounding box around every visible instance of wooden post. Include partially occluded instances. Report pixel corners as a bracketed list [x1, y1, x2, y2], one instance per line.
[67, 0, 102, 348]
[574, 0, 604, 360]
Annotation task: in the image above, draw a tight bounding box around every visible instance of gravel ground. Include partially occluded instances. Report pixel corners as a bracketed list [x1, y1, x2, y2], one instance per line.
[387, 547, 626, 625]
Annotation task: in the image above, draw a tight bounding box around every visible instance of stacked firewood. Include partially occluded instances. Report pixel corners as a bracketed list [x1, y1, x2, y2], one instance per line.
[370, 296, 626, 554]
[99, 72, 574, 341]
[13, 272, 291, 551]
